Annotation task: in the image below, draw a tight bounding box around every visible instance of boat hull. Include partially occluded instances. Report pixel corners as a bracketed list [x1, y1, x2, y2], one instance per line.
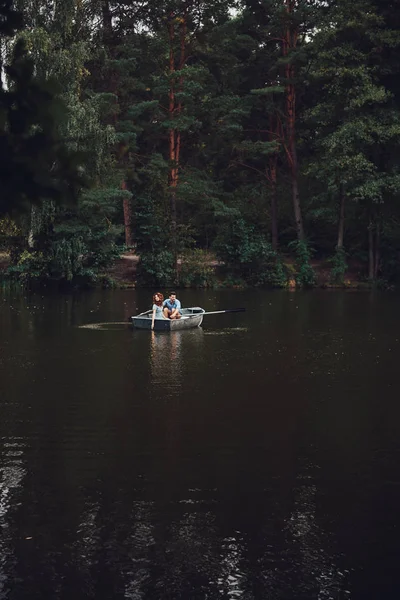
[132, 307, 205, 331]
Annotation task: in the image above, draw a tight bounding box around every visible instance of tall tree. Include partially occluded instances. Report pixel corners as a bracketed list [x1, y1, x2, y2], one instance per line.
[0, 2, 84, 216]
[306, 0, 400, 279]
[281, 0, 303, 240]
[241, 0, 318, 242]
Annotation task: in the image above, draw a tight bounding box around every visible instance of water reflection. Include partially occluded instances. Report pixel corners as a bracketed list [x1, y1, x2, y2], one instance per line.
[282, 460, 349, 599]
[70, 501, 102, 598]
[123, 501, 155, 599]
[216, 533, 246, 598]
[0, 437, 26, 597]
[149, 328, 204, 396]
[149, 330, 183, 395]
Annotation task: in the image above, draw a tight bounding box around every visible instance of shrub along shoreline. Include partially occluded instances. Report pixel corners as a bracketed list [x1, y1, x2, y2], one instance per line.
[0, 250, 390, 290]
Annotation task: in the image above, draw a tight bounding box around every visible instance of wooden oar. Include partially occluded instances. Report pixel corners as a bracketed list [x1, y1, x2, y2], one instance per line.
[202, 308, 245, 316]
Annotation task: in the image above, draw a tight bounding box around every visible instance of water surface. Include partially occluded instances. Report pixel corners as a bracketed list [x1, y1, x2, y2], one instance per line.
[1, 289, 400, 599]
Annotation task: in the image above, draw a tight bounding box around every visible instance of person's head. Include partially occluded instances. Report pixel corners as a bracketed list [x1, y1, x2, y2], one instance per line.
[169, 292, 176, 302]
[153, 292, 164, 306]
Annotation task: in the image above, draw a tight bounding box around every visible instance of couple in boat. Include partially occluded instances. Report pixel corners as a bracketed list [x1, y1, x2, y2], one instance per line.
[151, 292, 181, 330]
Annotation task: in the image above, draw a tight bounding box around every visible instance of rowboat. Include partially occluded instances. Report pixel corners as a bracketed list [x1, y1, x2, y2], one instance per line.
[131, 306, 245, 331]
[132, 307, 205, 331]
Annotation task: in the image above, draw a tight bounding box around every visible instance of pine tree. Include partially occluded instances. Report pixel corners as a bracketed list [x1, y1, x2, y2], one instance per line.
[306, 0, 400, 279]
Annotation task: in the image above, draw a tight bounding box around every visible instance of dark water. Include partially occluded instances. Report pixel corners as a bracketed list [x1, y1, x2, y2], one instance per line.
[1, 289, 400, 600]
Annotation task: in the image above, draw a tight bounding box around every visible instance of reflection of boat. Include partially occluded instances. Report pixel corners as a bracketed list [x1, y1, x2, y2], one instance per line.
[150, 329, 183, 392]
[132, 307, 205, 331]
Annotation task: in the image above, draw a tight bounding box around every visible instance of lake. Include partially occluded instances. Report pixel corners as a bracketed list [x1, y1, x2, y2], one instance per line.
[1, 288, 400, 599]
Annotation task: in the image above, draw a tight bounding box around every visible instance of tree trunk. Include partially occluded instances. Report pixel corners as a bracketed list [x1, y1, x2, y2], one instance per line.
[121, 181, 133, 247]
[337, 185, 345, 249]
[28, 204, 37, 249]
[168, 16, 178, 280]
[290, 143, 304, 240]
[169, 142, 179, 282]
[283, 0, 304, 241]
[102, 0, 132, 250]
[368, 221, 374, 279]
[101, 0, 113, 43]
[167, 10, 187, 282]
[268, 113, 279, 250]
[374, 224, 380, 279]
[269, 159, 278, 250]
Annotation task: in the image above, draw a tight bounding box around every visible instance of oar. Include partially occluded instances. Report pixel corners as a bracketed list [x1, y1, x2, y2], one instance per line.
[202, 308, 246, 316]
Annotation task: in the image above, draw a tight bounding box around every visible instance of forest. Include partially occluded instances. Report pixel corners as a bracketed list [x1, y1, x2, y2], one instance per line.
[0, 0, 399, 289]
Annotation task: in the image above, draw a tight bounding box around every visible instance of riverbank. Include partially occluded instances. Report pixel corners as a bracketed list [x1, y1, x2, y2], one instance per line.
[0, 249, 379, 289]
[105, 251, 370, 289]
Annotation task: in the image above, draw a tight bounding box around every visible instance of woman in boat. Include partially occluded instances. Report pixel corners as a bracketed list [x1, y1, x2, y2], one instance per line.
[151, 292, 165, 330]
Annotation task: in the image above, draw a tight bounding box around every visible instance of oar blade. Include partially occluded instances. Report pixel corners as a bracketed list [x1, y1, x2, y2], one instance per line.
[202, 308, 246, 316]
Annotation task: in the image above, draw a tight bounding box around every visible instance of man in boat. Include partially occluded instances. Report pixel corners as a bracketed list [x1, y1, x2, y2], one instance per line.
[163, 292, 182, 320]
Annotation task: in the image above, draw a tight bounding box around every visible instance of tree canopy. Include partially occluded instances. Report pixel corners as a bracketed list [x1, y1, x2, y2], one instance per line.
[1, 0, 400, 287]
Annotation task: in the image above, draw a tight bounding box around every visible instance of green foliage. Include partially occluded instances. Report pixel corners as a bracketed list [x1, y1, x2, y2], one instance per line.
[51, 237, 87, 280]
[304, 0, 400, 282]
[137, 249, 175, 288]
[134, 190, 175, 287]
[0, 216, 20, 250]
[0, 0, 126, 286]
[289, 240, 317, 288]
[0, 38, 86, 215]
[329, 247, 348, 285]
[7, 249, 49, 284]
[5, 227, 122, 286]
[214, 217, 287, 288]
[179, 249, 216, 288]
[268, 257, 288, 289]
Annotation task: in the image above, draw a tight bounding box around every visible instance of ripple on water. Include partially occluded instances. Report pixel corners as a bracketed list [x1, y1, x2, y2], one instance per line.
[203, 328, 248, 336]
[77, 322, 130, 330]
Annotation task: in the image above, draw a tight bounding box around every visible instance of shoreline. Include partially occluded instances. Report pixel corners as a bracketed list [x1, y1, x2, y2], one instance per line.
[104, 251, 381, 290]
[0, 250, 389, 290]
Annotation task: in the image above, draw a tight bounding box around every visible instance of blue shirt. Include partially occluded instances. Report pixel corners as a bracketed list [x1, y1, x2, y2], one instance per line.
[163, 298, 181, 311]
[152, 304, 164, 318]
